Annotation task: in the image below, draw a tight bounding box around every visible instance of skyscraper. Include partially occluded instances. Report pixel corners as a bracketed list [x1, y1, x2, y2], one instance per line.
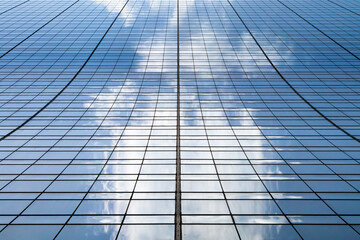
[0, 0, 359, 239]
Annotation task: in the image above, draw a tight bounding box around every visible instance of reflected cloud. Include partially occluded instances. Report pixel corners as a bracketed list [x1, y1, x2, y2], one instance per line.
[56, 224, 120, 240]
[118, 225, 173, 240]
[182, 225, 239, 240]
[90, 0, 129, 12]
[237, 225, 301, 240]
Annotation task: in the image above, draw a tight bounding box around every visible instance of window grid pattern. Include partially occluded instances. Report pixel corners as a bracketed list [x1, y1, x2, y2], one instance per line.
[0, 0, 360, 239]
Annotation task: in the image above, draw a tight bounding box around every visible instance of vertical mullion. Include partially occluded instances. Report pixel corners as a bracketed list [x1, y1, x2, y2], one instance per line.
[175, 0, 182, 237]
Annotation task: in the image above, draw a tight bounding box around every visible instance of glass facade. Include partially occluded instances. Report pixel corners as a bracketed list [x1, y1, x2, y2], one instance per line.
[0, 0, 359, 239]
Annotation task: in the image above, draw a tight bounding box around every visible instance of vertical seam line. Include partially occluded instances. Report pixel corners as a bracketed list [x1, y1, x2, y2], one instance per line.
[175, 0, 182, 237]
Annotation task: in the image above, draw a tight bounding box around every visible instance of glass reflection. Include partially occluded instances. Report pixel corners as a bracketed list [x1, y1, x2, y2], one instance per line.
[0, 0, 359, 238]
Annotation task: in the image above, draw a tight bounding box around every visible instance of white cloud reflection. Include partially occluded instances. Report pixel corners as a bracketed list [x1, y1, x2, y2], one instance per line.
[78, 0, 297, 238]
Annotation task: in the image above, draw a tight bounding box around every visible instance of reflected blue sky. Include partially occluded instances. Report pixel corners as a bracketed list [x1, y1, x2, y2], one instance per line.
[0, 0, 360, 239]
